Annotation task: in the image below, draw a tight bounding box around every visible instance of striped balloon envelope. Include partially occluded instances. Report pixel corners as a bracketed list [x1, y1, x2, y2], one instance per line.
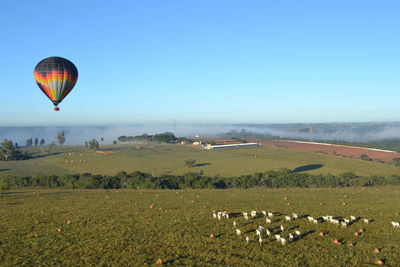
[34, 56, 78, 111]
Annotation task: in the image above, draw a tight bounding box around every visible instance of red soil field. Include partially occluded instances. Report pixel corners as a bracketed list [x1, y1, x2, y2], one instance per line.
[249, 139, 400, 163]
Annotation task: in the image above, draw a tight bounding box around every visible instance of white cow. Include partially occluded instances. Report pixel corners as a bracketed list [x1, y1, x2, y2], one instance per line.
[262, 210, 267, 216]
[274, 234, 281, 242]
[391, 221, 400, 228]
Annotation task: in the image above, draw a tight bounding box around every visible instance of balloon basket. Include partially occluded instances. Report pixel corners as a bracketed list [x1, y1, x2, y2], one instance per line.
[54, 107, 60, 111]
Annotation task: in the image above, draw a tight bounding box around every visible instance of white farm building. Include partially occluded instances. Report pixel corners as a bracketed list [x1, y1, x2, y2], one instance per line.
[205, 143, 259, 150]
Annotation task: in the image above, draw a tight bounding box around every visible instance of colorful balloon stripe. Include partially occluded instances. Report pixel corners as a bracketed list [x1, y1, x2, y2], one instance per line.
[34, 57, 78, 106]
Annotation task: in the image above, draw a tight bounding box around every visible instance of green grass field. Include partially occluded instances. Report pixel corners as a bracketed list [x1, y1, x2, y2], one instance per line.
[1, 144, 399, 179]
[1, 187, 399, 266]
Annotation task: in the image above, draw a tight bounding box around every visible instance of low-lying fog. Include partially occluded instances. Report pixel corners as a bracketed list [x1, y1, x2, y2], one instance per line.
[1, 122, 400, 145]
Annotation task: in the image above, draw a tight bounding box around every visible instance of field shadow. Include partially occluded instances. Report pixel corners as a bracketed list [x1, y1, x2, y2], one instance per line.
[194, 162, 211, 167]
[30, 152, 63, 159]
[301, 230, 315, 238]
[0, 168, 11, 172]
[288, 225, 299, 231]
[293, 230, 315, 242]
[1, 191, 26, 195]
[229, 212, 242, 218]
[164, 256, 189, 264]
[292, 164, 323, 173]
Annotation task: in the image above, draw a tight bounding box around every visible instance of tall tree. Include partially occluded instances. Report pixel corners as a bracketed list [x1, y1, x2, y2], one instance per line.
[40, 138, 45, 145]
[88, 139, 99, 149]
[57, 131, 66, 146]
[1, 139, 14, 160]
[34, 138, 39, 146]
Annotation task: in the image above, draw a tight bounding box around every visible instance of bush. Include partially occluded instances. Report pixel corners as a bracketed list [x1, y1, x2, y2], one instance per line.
[360, 154, 371, 161]
[393, 158, 400, 167]
[184, 159, 196, 167]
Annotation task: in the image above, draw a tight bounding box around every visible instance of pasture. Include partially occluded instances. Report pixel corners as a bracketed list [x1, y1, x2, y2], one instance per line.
[1, 143, 400, 179]
[1, 187, 399, 266]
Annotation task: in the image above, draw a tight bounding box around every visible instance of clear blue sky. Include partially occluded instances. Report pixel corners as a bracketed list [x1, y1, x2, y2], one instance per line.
[0, 0, 399, 126]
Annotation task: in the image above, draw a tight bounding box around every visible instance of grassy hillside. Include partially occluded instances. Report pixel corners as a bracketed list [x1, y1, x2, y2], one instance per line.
[1, 187, 399, 266]
[1, 144, 399, 178]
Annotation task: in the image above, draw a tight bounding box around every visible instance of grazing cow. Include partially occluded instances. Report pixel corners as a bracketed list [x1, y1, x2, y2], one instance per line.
[268, 212, 273, 217]
[331, 219, 340, 225]
[350, 215, 356, 221]
[251, 210, 257, 218]
[295, 230, 301, 236]
[256, 229, 261, 236]
[289, 233, 294, 241]
[233, 221, 237, 227]
[280, 238, 286, 246]
[285, 216, 291, 221]
[307, 216, 314, 222]
[292, 213, 298, 220]
[258, 236, 263, 246]
[266, 229, 271, 236]
[280, 225, 285, 232]
[213, 213, 217, 219]
[262, 210, 267, 216]
[236, 229, 241, 236]
[246, 235, 250, 244]
[391, 221, 400, 228]
[363, 219, 369, 224]
[275, 234, 281, 242]
[341, 221, 347, 227]
[266, 218, 272, 224]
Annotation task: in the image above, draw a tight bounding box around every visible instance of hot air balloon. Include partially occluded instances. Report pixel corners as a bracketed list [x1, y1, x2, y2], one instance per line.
[34, 56, 78, 111]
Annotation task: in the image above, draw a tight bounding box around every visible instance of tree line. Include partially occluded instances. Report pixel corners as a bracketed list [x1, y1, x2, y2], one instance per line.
[1, 169, 400, 190]
[118, 132, 178, 143]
